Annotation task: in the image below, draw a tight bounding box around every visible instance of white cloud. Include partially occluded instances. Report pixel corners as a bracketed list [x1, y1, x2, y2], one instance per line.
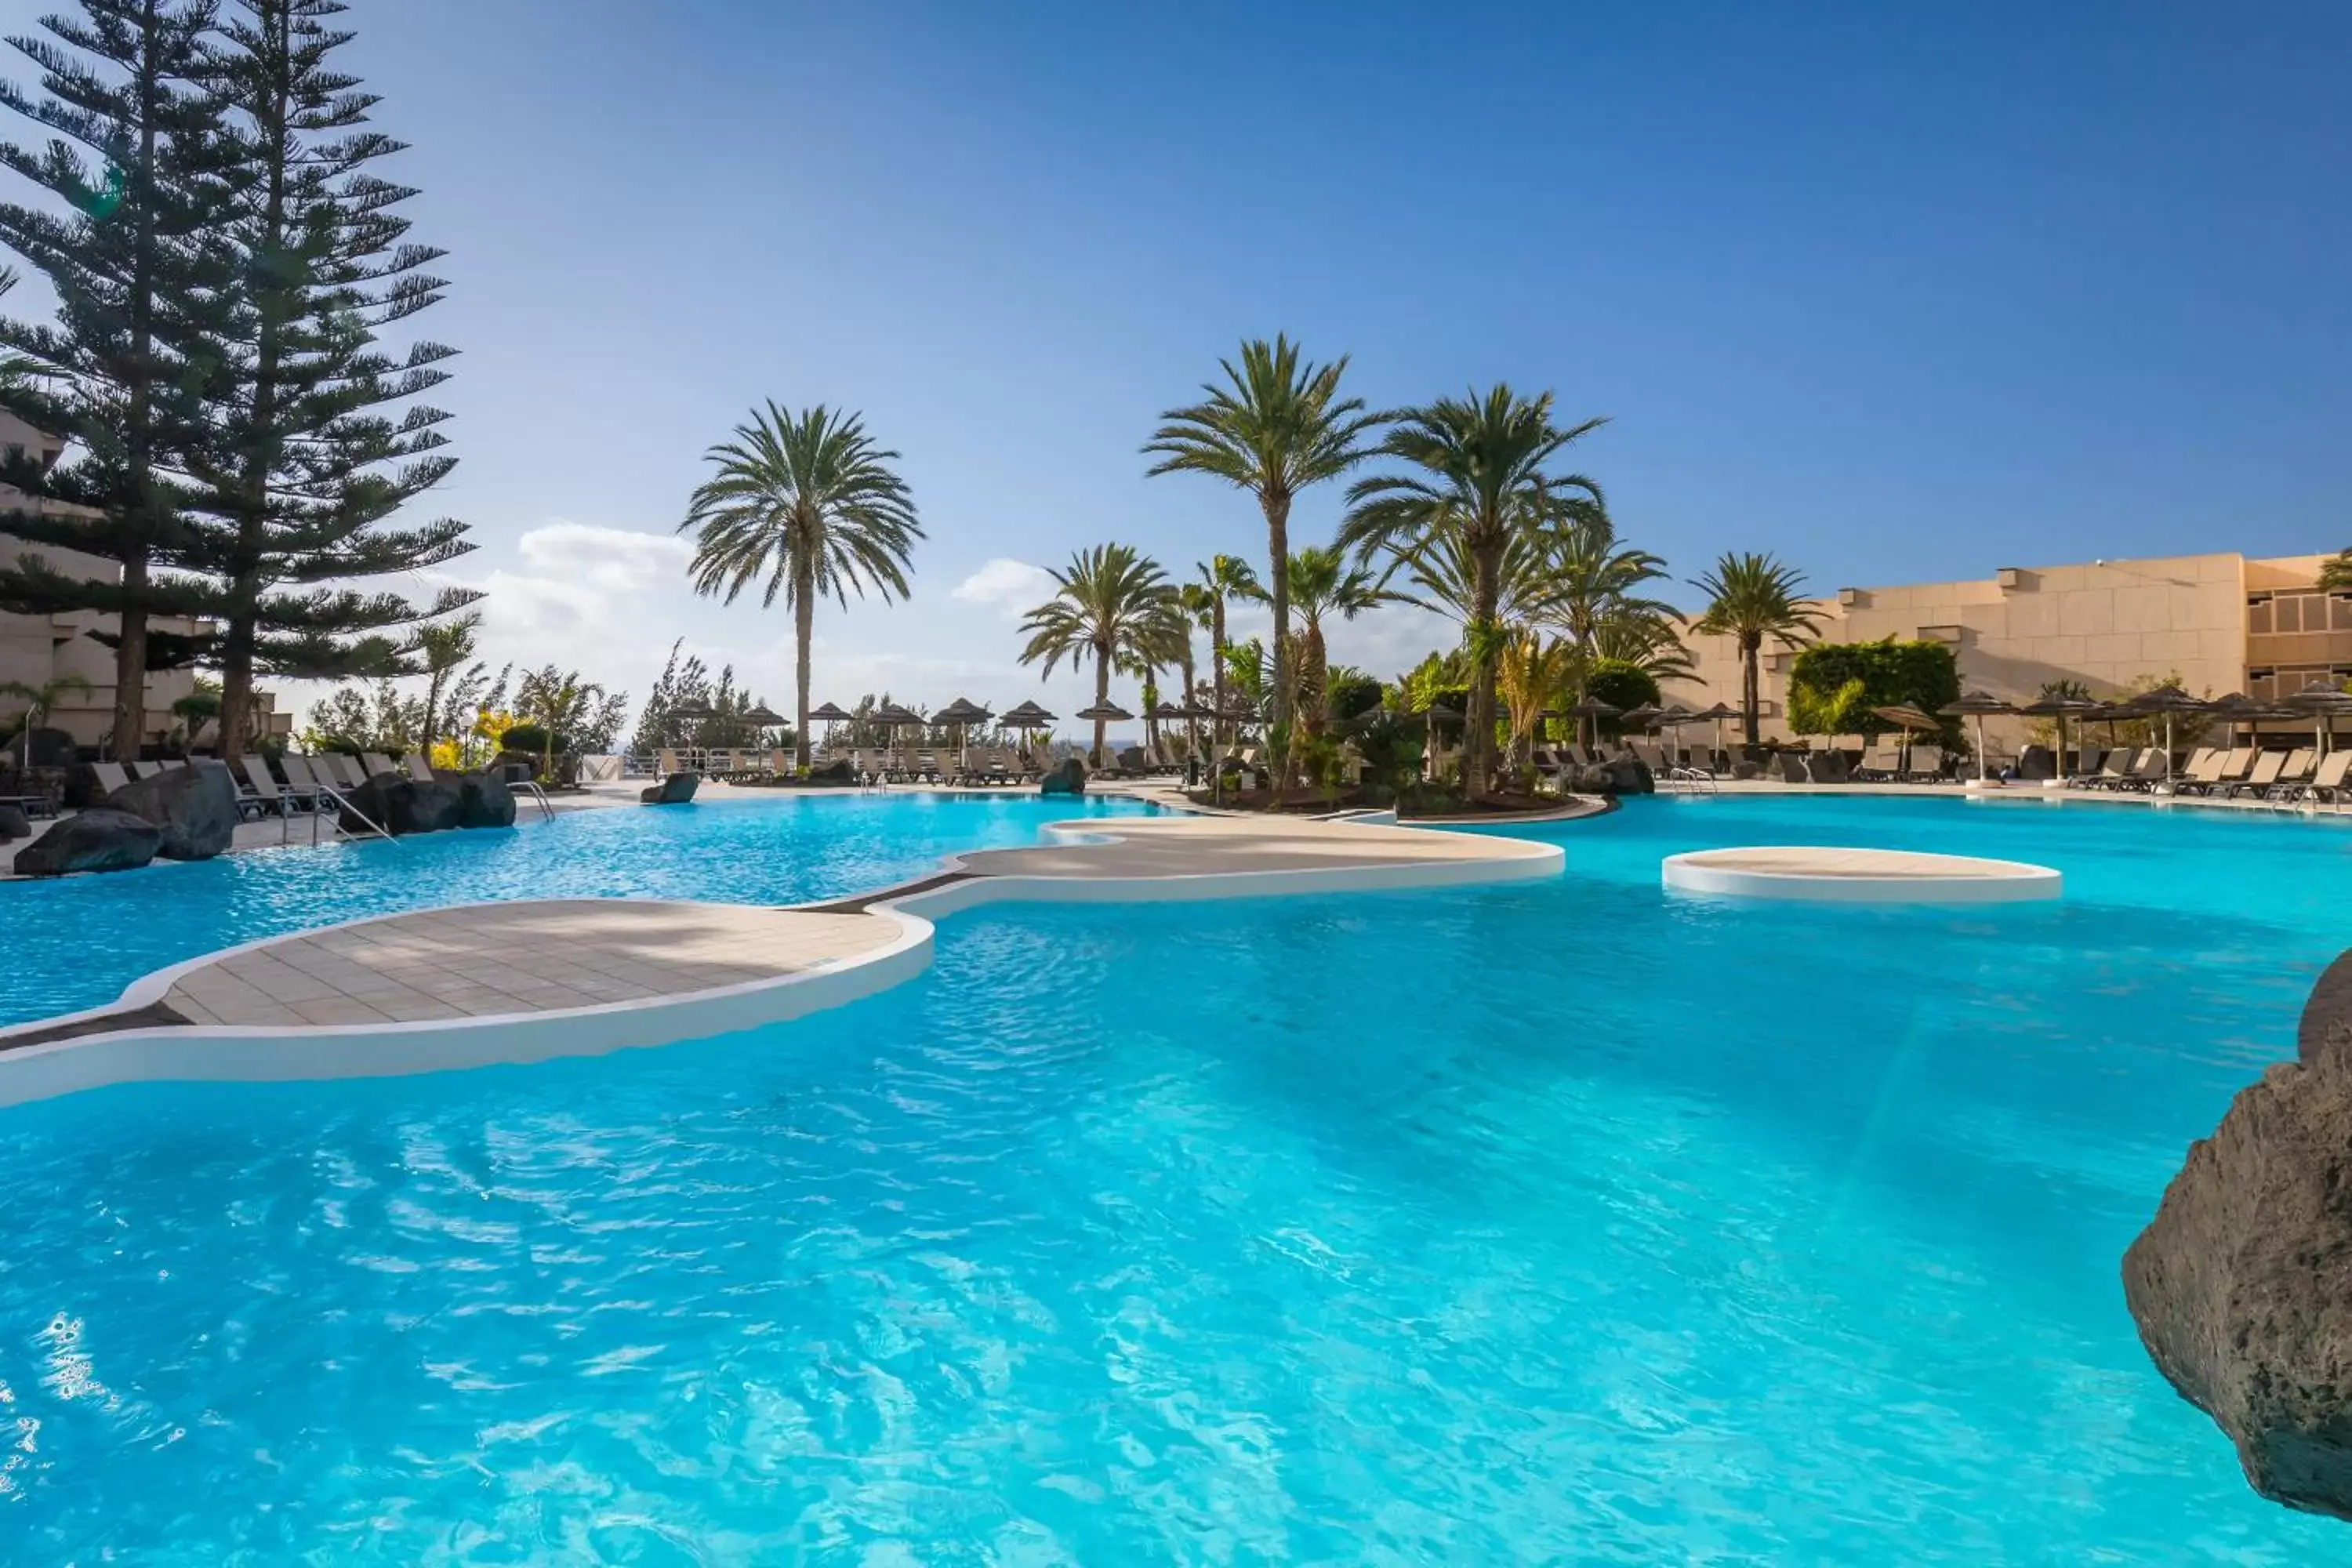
[515, 520, 693, 591]
[950, 557, 1058, 618]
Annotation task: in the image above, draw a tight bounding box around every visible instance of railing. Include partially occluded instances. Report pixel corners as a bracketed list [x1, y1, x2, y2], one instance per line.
[304, 781, 399, 847]
[513, 779, 557, 821]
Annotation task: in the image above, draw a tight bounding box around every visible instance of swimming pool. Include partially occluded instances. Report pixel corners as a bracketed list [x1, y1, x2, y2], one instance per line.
[2, 793, 2343, 1559]
[0, 791, 1160, 1026]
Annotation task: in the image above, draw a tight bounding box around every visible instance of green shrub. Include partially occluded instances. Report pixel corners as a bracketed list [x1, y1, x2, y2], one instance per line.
[1787, 638, 1960, 741]
[499, 723, 560, 755]
[1588, 659, 1662, 734]
[1327, 671, 1383, 724]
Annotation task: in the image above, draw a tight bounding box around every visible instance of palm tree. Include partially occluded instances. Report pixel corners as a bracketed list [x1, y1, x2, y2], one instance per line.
[515, 666, 607, 782]
[1690, 551, 1824, 746]
[1, 672, 92, 767]
[1145, 337, 1382, 791]
[678, 402, 922, 768]
[2321, 551, 2352, 593]
[1494, 628, 1573, 771]
[1284, 544, 1390, 735]
[1018, 544, 1184, 767]
[1189, 554, 1262, 753]
[1523, 503, 1682, 706]
[1340, 386, 1605, 793]
[415, 609, 483, 754]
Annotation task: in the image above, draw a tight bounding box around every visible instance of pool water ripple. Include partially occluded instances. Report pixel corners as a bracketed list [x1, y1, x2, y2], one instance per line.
[2, 793, 2349, 1559]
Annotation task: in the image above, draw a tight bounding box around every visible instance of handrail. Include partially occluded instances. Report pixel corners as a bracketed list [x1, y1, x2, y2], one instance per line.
[513, 779, 557, 822]
[310, 781, 399, 847]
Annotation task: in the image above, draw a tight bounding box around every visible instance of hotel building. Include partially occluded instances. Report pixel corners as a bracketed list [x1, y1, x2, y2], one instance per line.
[1677, 550, 2352, 747]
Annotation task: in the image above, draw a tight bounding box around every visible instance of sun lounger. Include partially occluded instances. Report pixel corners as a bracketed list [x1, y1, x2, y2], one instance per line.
[1905, 745, 1944, 782]
[2228, 750, 2288, 797]
[361, 752, 397, 779]
[2302, 749, 2352, 804]
[1857, 741, 1901, 780]
[235, 756, 289, 817]
[404, 753, 434, 782]
[275, 754, 325, 808]
[89, 760, 131, 794]
[2267, 748, 2316, 797]
[2172, 749, 2229, 793]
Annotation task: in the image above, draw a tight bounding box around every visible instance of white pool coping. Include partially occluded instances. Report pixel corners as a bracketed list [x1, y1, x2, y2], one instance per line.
[0, 811, 1563, 1109]
[1661, 845, 2062, 905]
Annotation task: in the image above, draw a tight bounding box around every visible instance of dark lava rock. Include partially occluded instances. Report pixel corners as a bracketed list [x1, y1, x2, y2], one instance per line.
[2123, 949, 2352, 1521]
[0, 802, 30, 841]
[808, 757, 855, 785]
[105, 760, 241, 860]
[448, 770, 517, 829]
[640, 771, 699, 805]
[1039, 757, 1087, 797]
[340, 774, 463, 837]
[12, 808, 162, 877]
[1565, 756, 1653, 796]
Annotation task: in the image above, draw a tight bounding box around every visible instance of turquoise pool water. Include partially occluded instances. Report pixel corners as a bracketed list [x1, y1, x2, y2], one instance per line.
[0, 791, 1159, 1026]
[2, 793, 2347, 1560]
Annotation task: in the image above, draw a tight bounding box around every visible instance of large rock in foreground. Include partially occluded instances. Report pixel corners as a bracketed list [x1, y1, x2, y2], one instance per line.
[0, 803, 29, 842]
[12, 808, 162, 877]
[339, 773, 463, 837]
[2123, 950, 2352, 1520]
[105, 760, 241, 860]
[1039, 757, 1086, 796]
[449, 770, 517, 829]
[641, 771, 699, 805]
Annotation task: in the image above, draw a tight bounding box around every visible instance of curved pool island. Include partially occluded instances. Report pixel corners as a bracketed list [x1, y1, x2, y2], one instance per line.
[0, 811, 1563, 1107]
[1661, 844, 2062, 904]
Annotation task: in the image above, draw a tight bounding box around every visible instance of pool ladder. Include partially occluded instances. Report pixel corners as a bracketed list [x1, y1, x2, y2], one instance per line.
[514, 779, 557, 821]
[301, 782, 400, 847]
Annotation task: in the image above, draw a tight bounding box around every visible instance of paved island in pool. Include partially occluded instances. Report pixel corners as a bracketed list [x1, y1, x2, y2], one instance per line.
[0, 811, 1564, 1105]
[1661, 844, 2062, 904]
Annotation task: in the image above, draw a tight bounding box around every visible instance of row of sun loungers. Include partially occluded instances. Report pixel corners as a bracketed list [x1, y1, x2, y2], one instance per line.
[85, 753, 436, 819]
[2053, 744, 2352, 803]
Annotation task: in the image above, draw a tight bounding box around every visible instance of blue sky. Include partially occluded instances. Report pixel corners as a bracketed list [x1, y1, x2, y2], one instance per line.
[8, 0, 2350, 728]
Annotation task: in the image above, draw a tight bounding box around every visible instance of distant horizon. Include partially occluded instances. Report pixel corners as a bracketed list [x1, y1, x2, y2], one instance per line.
[2, 0, 2345, 739]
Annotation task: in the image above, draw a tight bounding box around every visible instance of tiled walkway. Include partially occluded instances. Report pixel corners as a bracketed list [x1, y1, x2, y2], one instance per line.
[163, 901, 896, 1028]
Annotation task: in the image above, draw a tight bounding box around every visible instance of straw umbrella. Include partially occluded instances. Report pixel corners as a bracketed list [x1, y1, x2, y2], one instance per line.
[871, 702, 924, 772]
[2125, 684, 2214, 781]
[1939, 691, 2016, 782]
[998, 701, 1056, 771]
[1073, 701, 1132, 769]
[1560, 695, 1621, 751]
[1690, 702, 1740, 766]
[931, 698, 993, 777]
[2281, 685, 2352, 759]
[2018, 693, 2100, 779]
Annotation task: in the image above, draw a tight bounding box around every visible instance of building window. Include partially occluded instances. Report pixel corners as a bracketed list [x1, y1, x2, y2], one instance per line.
[2248, 590, 2347, 637]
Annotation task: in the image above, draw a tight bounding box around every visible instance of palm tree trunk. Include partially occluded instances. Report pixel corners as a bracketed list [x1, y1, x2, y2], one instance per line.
[1179, 648, 1198, 760]
[1210, 599, 1227, 753]
[793, 561, 815, 769]
[1262, 490, 1292, 802]
[1741, 636, 1761, 747]
[1466, 546, 1502, 795]
[1143, 662, 1160, 753]
[1091, 645, 1110, 768]
[1301, 622, 1328, 737]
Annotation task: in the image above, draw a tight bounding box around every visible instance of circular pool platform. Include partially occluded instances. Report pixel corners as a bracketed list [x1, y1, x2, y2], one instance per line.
[1661, 846, 2061, 905]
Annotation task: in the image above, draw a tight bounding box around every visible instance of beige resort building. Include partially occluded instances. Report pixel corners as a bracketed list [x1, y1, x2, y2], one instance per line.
[0, 410, 286, 753]
[1677, 550, 2352, 749]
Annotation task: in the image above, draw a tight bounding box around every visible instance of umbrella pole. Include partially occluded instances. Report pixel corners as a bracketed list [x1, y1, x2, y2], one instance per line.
[1976, 713, 1987, 782]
